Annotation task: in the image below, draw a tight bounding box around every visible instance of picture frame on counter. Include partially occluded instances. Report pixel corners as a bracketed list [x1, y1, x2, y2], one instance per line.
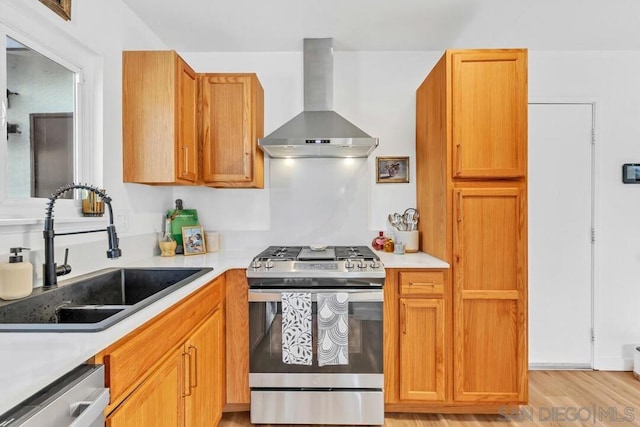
[376, 156, 409, 183]
[182, 225, 206, 255]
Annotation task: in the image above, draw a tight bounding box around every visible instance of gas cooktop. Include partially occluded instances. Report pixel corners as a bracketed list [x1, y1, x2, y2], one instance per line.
[246, 246, 385, 281]
[253, 246, 379, 262]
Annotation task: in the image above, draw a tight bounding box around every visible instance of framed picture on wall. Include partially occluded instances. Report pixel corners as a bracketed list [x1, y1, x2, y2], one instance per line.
[376, 156, 409, 183]
[182, 225, 206, 255]
[39, 0, 72, 21]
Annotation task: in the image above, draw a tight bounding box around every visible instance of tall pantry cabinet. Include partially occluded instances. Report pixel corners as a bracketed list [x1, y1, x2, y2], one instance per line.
[416, 49, 528, 406]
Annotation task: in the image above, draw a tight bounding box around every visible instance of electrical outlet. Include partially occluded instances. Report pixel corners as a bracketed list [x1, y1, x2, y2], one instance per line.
[114, 211, 129, 233]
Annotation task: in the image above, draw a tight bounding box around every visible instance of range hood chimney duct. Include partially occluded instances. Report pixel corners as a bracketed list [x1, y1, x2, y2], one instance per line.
[258, 38, 379, 158]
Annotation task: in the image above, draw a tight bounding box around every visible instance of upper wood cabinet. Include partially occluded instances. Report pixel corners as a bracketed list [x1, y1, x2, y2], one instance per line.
[429, 49, 527, 179]
[123, 50, 198, 184]
[122, 52, 265, 188]
[200, 74, 264, 188]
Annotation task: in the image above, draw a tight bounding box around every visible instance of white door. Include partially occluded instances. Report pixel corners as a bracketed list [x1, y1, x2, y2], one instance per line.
[528, 102, 594, 368]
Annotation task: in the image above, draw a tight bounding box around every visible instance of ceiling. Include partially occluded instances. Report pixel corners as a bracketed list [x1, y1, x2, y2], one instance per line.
[121, 0, 640, 52]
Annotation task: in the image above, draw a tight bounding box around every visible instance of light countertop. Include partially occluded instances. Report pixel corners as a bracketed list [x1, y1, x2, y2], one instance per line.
[0, 248, 447, 414]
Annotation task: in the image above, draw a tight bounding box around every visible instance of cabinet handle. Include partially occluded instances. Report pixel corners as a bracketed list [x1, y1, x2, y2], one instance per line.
[183, 350, 192, 396]
[189, 344, 198, 388]
[456, 143, 462, 176]
[410, 281, 436, 286]
[401, 301, 407, 334]
[457, 191, 463, 223]
[182, 146, 188, 176]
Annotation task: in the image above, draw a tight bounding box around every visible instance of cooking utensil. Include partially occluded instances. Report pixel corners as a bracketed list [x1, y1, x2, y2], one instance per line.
[403, 208, 419, 231]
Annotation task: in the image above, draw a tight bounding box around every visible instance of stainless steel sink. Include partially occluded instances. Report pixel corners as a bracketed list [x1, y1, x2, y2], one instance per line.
[0, 267, 213, 332]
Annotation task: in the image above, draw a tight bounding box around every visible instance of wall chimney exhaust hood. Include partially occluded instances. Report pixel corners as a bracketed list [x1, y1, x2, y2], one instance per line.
[259, 38, 379, 158]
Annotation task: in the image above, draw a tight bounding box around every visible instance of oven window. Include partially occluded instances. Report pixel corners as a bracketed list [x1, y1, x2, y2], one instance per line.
[249, 300, 382, 374]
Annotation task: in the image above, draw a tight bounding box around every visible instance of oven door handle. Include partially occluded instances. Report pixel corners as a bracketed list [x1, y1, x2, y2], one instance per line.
[248, 289, 383, 303]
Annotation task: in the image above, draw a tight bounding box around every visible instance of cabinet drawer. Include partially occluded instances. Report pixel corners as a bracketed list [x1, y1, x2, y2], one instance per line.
[399, 271, 444, 296]
[98, 276, 223, 406]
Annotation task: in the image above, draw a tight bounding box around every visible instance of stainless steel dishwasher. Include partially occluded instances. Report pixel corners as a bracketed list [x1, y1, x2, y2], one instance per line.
[0, 365, 108, 427]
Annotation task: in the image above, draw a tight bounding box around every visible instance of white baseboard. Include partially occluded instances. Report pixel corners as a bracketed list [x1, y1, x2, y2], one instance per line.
[594, 358, 634, 371]
[529, 363, 592, 370]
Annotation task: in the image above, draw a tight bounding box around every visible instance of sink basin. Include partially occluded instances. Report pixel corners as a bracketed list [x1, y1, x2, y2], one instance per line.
[0, 267, 212, 332]
[56, 305, 129, 323]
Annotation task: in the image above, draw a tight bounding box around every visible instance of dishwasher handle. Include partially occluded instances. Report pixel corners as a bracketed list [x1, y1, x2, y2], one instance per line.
[68, 388, 110, 427]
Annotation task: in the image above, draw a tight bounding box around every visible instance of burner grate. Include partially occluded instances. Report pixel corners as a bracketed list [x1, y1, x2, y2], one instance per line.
[334, 246, 378, 261]
[254, 246, 303, 261]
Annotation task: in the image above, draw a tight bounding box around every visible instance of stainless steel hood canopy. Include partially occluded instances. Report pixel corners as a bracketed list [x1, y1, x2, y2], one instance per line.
[259, 38, 379, 158]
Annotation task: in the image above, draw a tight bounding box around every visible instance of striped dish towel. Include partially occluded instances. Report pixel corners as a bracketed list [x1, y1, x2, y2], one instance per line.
[281, 292, 312, 365]
[317, 292, 349, 366]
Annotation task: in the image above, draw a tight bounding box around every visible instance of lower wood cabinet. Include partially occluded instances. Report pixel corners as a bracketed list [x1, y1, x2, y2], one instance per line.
[185, 308, 225, 427]
[385, 268, 448, 408]
[107, 346, 185, 427]
[452, 186, 527, 403]
[386, 265, 526, 413]
[399, 298, 445, 401]
[224, 269, 250, 409]
[96, 276, 225, 426]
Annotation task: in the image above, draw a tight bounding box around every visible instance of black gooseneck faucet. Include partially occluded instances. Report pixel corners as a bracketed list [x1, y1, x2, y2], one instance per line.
[43, 183, 122, 289]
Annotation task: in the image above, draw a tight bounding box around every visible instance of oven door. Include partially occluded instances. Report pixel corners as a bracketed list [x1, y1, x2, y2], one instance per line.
[248, 288, 383, 389]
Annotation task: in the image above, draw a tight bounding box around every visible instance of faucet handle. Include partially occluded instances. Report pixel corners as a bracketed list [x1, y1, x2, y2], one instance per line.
[55, 248, 72, 276]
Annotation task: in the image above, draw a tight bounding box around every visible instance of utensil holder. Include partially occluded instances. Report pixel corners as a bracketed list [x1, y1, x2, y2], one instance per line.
[394, 230, 419, 253]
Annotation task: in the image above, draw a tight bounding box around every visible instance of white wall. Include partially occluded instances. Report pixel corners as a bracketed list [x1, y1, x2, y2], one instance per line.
[529, 51, 640, 370]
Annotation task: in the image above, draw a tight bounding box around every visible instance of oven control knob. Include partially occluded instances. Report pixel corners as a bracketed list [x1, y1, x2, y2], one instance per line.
[370, 260, 381, 269]
[345, 259, 354, 269]
[251, 260, 263, 269]
[357, 259, 367, 269]
[264, 260, 275, 269]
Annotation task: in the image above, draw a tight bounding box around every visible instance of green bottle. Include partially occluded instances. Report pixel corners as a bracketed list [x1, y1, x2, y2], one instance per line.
[167, 199, 199, 255]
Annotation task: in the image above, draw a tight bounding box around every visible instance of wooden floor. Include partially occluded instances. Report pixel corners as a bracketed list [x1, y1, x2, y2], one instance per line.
[220, 371, 640, 426]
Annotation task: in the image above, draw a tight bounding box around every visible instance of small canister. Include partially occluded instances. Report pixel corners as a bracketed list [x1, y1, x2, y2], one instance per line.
[205, 230, 220, 253]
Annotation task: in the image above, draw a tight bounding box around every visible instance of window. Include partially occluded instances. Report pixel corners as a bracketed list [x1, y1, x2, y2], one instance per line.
[0, 8, 100, 221]
[6, 35, 78, 199]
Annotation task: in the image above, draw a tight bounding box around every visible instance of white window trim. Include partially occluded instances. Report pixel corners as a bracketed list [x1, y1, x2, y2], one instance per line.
[0, 2, 103, 231]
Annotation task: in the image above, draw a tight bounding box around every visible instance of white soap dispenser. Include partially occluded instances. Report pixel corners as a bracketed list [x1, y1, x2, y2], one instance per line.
[0, 247, 34, 300]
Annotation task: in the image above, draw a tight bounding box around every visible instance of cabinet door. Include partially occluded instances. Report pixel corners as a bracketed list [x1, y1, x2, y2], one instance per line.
[201, 74, 262, 187]
[225, 269, 250, 407]
[123, 50, 197, 185]
[107, 347, 185, 427]
[451, 50, 527, 178]
[177, 57, 197, 182]
[399, 298, 445, 401]
[452, 187, 527, 403]
[185, 308, 224, 427]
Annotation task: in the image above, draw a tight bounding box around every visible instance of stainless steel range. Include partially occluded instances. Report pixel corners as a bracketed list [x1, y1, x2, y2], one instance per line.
[247, 246, 385, 425]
